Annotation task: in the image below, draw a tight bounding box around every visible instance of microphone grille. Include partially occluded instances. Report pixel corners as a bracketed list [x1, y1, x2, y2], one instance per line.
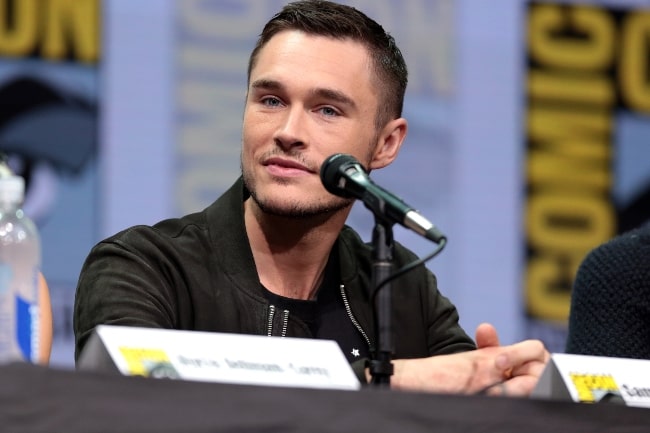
[320, 153, 359, 198]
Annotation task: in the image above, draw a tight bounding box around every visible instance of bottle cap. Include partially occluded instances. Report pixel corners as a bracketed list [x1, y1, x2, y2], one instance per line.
[0, 160, 25, 205]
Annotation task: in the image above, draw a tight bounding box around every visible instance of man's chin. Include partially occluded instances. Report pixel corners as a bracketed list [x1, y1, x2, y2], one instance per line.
[252, 195, 352, 220]
[242, 173, 352, 219]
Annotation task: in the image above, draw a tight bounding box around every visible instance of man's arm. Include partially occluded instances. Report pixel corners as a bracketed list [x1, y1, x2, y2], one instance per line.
[73, 232, 179, 362]
[371, 255, 548, 396]
[391, 323, 549, 396]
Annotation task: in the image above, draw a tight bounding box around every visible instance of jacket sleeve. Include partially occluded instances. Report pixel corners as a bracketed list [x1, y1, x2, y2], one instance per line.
[421, 269, 477, 356]
[73, 228, 181, 363]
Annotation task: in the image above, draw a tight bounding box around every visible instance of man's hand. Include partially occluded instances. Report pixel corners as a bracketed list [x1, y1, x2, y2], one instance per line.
[474, 322, 550, 396]
[390, 323, 550, 397]
[475, 322, 501, 348]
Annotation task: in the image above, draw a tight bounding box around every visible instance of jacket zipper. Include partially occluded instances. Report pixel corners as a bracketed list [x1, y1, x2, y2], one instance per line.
[266, 304, 289, 337]
[280, 309, 289, 337]
[266, 305, 276, 336]
[339, 284, 372, 349]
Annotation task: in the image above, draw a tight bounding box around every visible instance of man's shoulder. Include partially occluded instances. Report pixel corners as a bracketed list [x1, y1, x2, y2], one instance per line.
[101, 177, 244, 248]
[338, 225, 423, 266]
[96, 210, 209, 254]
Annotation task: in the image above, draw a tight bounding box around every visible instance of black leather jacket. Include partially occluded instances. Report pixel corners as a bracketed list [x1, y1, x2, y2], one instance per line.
[74, 178, 475, 381]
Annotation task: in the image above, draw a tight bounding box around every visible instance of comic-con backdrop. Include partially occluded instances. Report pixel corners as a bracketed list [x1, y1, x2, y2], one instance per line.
[524, 2, 650, 350]
[1, 0, 647, 366]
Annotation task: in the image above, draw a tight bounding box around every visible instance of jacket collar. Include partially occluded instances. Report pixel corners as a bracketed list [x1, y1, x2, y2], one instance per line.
[205, 177, 262, 296]
[204, 177, 369, 305]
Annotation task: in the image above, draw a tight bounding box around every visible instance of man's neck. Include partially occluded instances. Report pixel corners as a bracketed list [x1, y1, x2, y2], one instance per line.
[244, 199, 349, 300]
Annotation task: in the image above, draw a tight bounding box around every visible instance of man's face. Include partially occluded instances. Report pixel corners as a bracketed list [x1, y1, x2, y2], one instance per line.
[241, 30, 382, 218]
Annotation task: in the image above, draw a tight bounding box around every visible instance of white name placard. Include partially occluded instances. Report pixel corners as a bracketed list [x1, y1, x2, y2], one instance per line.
[532, 353, 650, 408]
[78, 325, 360, 391]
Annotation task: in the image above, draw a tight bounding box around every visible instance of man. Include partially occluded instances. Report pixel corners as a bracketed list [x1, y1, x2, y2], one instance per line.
[74, 0, 548, 395]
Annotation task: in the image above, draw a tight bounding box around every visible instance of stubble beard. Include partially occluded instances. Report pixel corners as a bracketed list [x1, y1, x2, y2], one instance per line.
[252, 189, 352, 219]
[242, 163, 353, 220]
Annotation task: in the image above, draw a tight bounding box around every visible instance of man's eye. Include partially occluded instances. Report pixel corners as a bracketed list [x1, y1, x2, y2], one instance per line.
[262, 97, 282, 107]
[320, 106, 339, 116]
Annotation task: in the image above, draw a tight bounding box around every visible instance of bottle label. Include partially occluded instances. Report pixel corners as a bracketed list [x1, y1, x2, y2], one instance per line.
[15, 295, 39, 362]
[0, 263, 40, 363]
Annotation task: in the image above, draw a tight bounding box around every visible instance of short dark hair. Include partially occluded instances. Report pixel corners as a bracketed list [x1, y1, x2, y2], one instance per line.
[247, 0, 408, 128]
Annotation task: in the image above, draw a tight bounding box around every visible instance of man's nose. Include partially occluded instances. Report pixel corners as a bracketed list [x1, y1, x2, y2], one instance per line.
[273, 106, 307, 149]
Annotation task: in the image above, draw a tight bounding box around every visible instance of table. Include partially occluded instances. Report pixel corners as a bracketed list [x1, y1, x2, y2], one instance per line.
[1, 362, 649, 432]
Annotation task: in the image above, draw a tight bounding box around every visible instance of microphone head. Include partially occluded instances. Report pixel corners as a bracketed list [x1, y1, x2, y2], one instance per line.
[320, 153, 365, 198]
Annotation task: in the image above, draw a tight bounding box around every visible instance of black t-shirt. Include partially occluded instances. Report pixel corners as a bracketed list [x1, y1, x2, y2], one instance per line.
[262, 250, 370, 363]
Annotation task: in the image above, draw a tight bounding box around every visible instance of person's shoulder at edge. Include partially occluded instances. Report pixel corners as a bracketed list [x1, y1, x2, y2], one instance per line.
[581, 221, 650, 268]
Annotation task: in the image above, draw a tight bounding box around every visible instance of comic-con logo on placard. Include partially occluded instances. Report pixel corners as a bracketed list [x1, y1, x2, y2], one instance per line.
[569, 373, 623, 403]
[118, 347, 180, 379]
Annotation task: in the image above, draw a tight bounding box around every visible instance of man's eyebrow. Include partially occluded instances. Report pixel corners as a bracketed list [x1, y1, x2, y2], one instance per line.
[250, 78, 356, 110]
[250, 78, 283, 91]
[312, 88, 356, 110]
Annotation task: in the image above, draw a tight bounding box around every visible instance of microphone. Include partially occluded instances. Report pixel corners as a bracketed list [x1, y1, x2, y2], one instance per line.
[320, 153, 445, 244]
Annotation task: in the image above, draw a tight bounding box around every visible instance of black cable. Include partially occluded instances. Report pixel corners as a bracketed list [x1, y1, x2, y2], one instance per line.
[371, 236, 448, 305]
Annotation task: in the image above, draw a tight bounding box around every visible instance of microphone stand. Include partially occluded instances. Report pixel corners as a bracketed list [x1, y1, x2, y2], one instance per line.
[369, 216, 395, 386]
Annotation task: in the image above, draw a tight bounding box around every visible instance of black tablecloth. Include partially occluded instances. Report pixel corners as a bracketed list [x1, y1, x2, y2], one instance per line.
[1, 362, 649, 432]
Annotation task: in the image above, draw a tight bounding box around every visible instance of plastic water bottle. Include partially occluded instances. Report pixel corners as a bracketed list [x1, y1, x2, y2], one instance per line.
[0, 160, 42, 363]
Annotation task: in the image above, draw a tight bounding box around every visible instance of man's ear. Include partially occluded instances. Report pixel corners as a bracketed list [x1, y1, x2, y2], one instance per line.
[369, 117, 408, 170]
